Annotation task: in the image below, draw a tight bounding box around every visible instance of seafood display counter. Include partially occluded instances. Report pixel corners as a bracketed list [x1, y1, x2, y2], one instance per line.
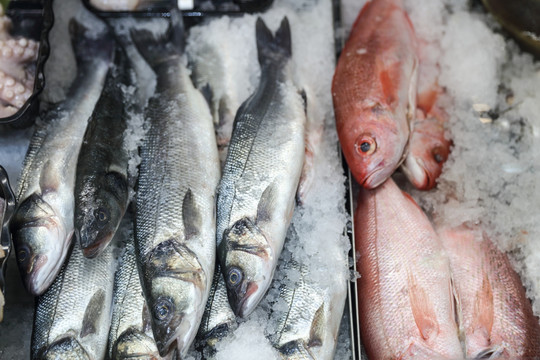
[2, 0, 540, 358]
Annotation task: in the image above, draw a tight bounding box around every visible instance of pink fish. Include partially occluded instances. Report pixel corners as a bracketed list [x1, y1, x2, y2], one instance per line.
[332, 0, 418, 189]
[438, 225, 540, 358]
[355, 179, 462, 359]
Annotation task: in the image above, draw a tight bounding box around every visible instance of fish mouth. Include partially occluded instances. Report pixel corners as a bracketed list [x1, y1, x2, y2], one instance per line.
[80, 234, 110, 259]
[233, 281, 260, 318]
[361, 167, 388, 189]
[403, 156, 435, 190]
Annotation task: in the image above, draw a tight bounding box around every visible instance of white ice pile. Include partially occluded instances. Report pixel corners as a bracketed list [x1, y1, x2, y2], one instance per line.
[186, 0, 351, 358]
[342, 0, 540, 319]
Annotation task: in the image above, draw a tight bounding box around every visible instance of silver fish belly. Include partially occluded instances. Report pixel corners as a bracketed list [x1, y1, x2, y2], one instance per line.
[31, 241, 116, 360]
[132, 11, 220, 357]
[216, 17, 306, 318]
[10, 21, 113, 296]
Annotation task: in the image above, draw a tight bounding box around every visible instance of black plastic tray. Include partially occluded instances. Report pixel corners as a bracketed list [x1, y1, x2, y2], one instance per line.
[0, 0, 53, 127]
[0, 165, 16, 295]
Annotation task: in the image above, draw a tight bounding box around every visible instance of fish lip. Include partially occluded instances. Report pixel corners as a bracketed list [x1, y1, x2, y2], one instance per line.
[361, 167, 387, 189]
[234, 281, 260, 318]
[80, 236, 108, 259]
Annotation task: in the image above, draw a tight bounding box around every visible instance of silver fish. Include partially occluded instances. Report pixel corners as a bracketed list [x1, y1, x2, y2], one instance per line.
[269, 260, 347, 360]
[108, 222, 173, 360]
[10, 20, 113, 295]
[195, 264, 237, 354]
[31, 240, 116, 359]
[131, 10, 220, 358]
[74, 46, 132, 259]
[216, 17, 306, 318]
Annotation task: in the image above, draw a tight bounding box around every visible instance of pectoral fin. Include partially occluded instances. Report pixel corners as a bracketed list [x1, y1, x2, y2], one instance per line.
[183, 189, 202, 240]
[256, 182, 279, 225]
[407, 272, 439, 341]
[80, 289, 105, 338]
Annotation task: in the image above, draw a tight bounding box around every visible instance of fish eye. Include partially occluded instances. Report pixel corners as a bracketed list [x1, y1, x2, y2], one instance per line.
[94, 208, 108, 223]
[18, 248, 28, 262]
[227, 267, 243, 286]
[153, 297, 174, 321]
[354, 135, 377, 156]
[432, 147, 445, 164]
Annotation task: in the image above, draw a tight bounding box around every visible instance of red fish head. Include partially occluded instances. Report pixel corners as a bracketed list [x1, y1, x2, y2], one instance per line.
[339, 106, 407, 189]
[404, 112, 451, 190]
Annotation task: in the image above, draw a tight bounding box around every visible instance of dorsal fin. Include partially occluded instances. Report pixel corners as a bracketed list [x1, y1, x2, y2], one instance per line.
[407, 271, 439, 341]
[80, 289, 105, 338]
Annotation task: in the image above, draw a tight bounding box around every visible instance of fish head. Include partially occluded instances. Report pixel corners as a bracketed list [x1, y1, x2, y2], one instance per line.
[341, 102, 406, 189]
[76, 171, 128, 258]
[144, 239, 206, 358]
[404, 118, 451, 190]
[39, 336, 90, 360]
[112, 327, 163, 360]
[10, 193, 71, 295]
[219, 217, 273, 318]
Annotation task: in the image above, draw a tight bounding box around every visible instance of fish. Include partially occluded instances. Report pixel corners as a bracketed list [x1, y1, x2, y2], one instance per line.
[10, 20, 113, 296]
[402, 98, 451, 190]
[438, 225, 540, 358]
[216, 17, 306, 318]
[354, 178, 462, 359]
[0, 165, 15, 323]
[269, 260, 347, 360]
[332, 0, 419, 189]
[107, 222, 173, 360]
[31, 240, 116, 359]
[74, 45, 132, 259]
[195, 264, 237, 354]
[131, 10, 220, 358]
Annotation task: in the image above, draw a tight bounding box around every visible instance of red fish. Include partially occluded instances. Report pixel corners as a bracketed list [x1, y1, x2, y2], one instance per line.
[355, 179, 463, 359]
[402, 86, 451, 190]
[438, 225, 540, 358]
[332, 0, 418, 189]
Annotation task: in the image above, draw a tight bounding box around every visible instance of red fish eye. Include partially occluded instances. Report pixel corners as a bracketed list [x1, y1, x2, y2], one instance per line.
[354, 135, 377, 156]
[432, 146, 446, 164]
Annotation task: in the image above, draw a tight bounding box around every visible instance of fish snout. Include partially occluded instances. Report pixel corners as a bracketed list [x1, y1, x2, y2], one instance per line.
[113, 327, 161, 359]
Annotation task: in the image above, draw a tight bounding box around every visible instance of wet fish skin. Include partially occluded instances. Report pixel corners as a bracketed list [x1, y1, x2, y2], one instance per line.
[195, 263, 237, 353]
[32, 241, 116, 360]
[332, 0, 418, 189]
[438, 225, 540, 358]
[74, 46, 132, 259]
[10, 20, 114, 296]
[269, 260, 347, 360]
[132, 10, 220, 358]
[108, 223, 172, 360]
[402, 102, 450, 190]
[355, 179, 462, 359]
[216, 17, 306, 318]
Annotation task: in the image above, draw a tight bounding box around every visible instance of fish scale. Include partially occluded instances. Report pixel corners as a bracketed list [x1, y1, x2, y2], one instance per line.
[32, 241, 116, 359]
[216, 17, 306, 319]
[132, 11, 220, 357]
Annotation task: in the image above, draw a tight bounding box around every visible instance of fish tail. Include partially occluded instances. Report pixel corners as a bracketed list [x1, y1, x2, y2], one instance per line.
[68, 19, 114, 67]
[255, 17, 292, 67]
[130, 8, 185, 67]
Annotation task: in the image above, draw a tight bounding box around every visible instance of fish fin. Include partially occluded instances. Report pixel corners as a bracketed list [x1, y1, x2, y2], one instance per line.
[256, 182, 279, 225]
[182, 188, 202, 240]
[130, 8, 184, 67]
[256, 17, 292, 67]
[472, 268, 494, 343]
[69, 19, 114, 66]
[451, 274, 466, 344]
[297, 115, 323, 205]
[308, 303, 325, 348]
[299, 88, 308, 116]
[39, 160, 60, 194]
[379, 69, 398, 106]
[406, 57, 419, 124]
[407, 271, 439, 341]
[473, 345, 505, 359]
[200, 83, 214, 110]
[80, 289, 106, 338]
